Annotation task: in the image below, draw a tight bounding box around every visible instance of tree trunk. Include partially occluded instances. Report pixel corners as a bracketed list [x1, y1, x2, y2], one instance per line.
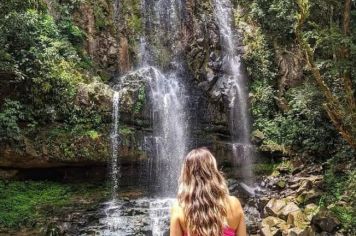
[342, 0, 355, 113]
[295, 0, 356, 149]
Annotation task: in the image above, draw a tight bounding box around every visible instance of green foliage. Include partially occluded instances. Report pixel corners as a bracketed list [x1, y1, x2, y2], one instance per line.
[239, 0, 354, 156]
[0, 181, 71, 228]
[91, 0, 112, 31]
[59, 19, 86, 46]
[282, 83, 336, 153]
[253, 163, 279, 175]
[0, 1, 110, 140]
[252, 81, 340, 154]
[119, 126, 134, 136]
[0, 7, 86, 124]
[86, 130, 100, 140]
[45, 124, 109, 160]
[301, 1, 351, 75]
[250, 80, 276, 120]
[0, 181, 109, 229]
[134, 87, 146, 114]
[321, 167, 356, 233]
[242, 28, 277, 82]
[120, 0, 142, 34]
[119, 0, 143, 65]
[331, 205, 355, 233]
[0, 100, 24, 142]
[0, 0, 47, 16]
[240, 0, 297, 42]
[295, 0, 356, 147]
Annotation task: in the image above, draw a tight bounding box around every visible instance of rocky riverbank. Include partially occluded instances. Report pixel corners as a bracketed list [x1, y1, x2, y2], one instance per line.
[254, 161, 353, 236]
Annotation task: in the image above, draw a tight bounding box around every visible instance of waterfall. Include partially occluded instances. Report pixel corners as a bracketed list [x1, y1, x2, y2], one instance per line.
[139, 0, 187, 197]
[92, 0, 188, 234]
[212, 0, 254, 182]
[141, 0, 188, 234]
[146, 67, 188, 196]
[110, 91, 120, 199]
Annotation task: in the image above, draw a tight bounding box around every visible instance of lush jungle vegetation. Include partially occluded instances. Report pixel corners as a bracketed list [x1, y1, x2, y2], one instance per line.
[238, 1, 356, 232]
[0, 0, 108, 146]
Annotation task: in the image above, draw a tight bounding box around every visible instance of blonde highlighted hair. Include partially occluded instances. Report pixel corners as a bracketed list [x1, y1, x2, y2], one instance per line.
[178, 147, 229, 236]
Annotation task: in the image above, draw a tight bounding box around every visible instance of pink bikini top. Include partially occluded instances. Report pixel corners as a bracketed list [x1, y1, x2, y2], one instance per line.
[183, 226, 236, 236]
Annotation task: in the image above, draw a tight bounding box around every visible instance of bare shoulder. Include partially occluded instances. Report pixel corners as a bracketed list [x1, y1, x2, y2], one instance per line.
[171, 201, 184, 217]
[226, 195, 244, 230]
[227, 196, 243, 212]
[170, 201, 186, 231]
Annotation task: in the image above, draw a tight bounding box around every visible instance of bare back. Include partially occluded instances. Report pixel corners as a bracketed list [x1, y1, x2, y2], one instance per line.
[170, 196, 247, 236]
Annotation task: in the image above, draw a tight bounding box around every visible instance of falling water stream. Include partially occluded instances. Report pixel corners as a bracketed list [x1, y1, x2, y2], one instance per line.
[212, 0, 254, 184]
[139, 0, 188, 232]
[146, 67, 188, 196]
[110, 91, 120, 200]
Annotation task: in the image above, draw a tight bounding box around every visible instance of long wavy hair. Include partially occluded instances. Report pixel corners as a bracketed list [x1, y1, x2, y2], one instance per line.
[178, 147, 230, 236]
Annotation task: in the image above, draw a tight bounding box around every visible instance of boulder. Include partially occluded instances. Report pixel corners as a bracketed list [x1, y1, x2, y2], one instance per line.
[264, 198, 300, 219]
[261, 216, 290, 236]
[279, 202, 300, 220]
[258, 196, 271, 211]
[292, 176, 323, 186]
[111, 67, 149, 116]
[261, 226, 274, 236]
[251, 130, 265, 145]
[311, 210, 340, 233]
[296, 180, 312, 195]
[287, 227, 315, 236]
[303, 203, 318, 221]
[75, 81, 114, 115]
[287, 211, 309, 229]
[265, 198, 287, 217]
[296, 189, 322, 204]
[277, 180, 287, 189]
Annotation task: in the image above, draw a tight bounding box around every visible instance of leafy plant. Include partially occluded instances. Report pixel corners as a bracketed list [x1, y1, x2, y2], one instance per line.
[0, 100, 24, 141]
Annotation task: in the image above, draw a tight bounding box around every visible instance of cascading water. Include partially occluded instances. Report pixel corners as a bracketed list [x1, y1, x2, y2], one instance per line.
[90, 0, 188, 234]
[110, 91, 120, 200]
[146, 67, 188, 196]
[93, 91, 123, 236]
[212, 0, 254, 183]
[140, 0, 188, 234]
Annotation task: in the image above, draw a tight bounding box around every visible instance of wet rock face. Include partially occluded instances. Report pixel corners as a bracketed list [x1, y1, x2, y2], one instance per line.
[66, 198, 172, 236]
[75, 81, 114, 119]
[71, 0, 120, 76]
[109, 65, 233, 162]
[185, 0, 229, 103]
[111, 67, 154, 125]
